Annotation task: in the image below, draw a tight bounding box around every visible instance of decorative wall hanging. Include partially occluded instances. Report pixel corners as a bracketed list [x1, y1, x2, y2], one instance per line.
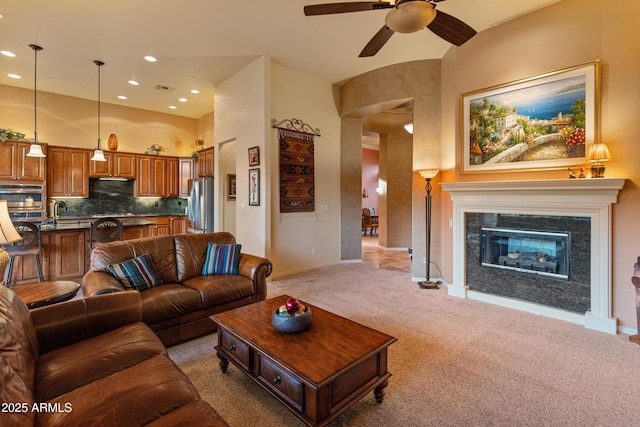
[249, 168, 260, 206]
[273, 118, 321, 213]
[460, 60, 600, 173]
[248, 146, 260, 166]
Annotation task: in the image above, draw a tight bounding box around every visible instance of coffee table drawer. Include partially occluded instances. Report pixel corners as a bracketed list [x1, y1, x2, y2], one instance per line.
[258, 355, 303, 411]
[219, 329, 250, 370]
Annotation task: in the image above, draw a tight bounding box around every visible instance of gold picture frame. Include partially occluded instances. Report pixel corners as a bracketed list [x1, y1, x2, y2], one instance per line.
[460, 60, 600, 173]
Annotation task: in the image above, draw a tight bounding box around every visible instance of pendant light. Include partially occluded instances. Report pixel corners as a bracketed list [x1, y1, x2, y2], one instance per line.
[91, 60, 107, 162]
[26, 44, 46, 158]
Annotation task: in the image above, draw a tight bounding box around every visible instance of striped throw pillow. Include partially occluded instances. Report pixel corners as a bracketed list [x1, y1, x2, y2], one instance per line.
[108, 253, 163, 291]
[202, 243, 241, 275]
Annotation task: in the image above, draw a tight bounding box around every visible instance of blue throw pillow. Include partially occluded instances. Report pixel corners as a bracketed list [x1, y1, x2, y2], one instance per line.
[202, 243, 242, 275]
[108, 253, 163, 291]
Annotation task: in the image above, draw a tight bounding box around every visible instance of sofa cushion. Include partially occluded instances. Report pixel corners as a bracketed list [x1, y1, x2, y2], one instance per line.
[140, 284, 203, 325]
[34, 322, 166, 402]
[174, 232, 236, 283]
[146, 400, 229, 427]
[36, 354, 202, 427]
[91, 235, 179, 284]
[0, 286, 38, 426]
[108, 253, 164, 291]
[183, 274, 255, 307]
[202, 243, 241, 275]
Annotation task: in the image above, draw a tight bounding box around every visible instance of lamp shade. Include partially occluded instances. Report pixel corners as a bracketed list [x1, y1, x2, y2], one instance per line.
[0, 201, 21, 244]
[588, 143, 611, 162]
[418, 169, 440, 179]
[26, 142, 46, 158]
[385, 2, 436, 33]
[91, 148, 106, 162]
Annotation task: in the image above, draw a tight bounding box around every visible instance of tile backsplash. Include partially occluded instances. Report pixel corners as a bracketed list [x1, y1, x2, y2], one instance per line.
[48, 179, 187, 219]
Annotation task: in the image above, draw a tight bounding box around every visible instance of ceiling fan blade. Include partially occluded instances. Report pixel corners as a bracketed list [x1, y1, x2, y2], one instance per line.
[427, 10, 477, 46]
[304, 2, 393, 16]
[359, 25, 395, 57]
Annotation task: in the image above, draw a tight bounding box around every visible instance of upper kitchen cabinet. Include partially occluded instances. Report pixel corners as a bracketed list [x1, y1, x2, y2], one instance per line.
[90, 152, 136, 179]
[179, 158, 194, 198]
[0, 140, 47, 182]
[197, 147, 214, 177]
[48, 147, 89, 197]
[136, 154, 179, 197]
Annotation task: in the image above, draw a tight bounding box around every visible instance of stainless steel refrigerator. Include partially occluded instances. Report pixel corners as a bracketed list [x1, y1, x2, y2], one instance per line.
[187, 177, 214, 233]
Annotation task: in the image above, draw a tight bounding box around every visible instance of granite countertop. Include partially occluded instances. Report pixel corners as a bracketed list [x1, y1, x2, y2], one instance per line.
[39, 218, 157, 232]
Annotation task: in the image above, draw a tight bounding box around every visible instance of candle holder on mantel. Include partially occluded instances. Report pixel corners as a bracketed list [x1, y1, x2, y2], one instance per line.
[631, 257, 640, 345]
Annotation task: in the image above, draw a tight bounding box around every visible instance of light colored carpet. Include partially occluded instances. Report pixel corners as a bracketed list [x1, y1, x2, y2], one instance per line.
[168, 263, 640, 426]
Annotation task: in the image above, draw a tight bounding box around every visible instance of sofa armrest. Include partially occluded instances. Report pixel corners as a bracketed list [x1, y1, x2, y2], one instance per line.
[238, 253, 273, 301]
[31, 290, 142, 354]
[82, 269, 126, 296]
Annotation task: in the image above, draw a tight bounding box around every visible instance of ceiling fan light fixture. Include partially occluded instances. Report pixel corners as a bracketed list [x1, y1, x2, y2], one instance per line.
[385, 1, 436, 33]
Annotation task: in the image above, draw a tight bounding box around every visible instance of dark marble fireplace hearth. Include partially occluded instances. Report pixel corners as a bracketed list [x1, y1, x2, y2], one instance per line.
[465, 213, 590, 313]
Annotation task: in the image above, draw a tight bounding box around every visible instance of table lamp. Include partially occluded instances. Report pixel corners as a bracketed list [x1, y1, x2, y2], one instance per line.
[0, 201, 21, 245]
[588, 143, 611, 178]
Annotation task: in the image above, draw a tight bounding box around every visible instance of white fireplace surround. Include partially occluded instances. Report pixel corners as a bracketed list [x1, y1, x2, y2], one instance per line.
[441, 178, 625, 335]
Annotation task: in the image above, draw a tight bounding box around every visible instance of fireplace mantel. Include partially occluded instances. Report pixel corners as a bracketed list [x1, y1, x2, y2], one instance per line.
[441, 178, 625, 334]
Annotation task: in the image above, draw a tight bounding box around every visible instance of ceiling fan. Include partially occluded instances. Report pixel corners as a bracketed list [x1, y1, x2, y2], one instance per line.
[304, 0, 477, 57]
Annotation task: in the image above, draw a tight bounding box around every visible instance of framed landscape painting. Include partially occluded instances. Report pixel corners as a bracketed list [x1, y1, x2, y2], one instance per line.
[460, 61, 600, 173]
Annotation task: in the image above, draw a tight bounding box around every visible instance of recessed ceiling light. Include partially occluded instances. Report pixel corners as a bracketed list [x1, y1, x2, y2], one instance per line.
[144, 55, 157, 62]
[117, 95, 127, 100]
[178, 98, 187, 102]
[1, 50, 16, 57]
[8, 73, 20, 79]
[190, 89, 200, 94]
[128, 80, 139, 86]
[169, 105, 177, 110]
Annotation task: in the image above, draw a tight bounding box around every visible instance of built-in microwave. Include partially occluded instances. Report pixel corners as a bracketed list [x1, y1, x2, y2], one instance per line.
[0, 183, 46, 222]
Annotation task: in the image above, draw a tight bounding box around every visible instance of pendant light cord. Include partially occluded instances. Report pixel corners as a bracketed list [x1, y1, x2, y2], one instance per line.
[94, 60, 105, 149]
[30, 44, 43, 143]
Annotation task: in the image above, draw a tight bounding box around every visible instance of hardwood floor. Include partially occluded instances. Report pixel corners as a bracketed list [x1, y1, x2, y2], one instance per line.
[362, 235, 411, 273]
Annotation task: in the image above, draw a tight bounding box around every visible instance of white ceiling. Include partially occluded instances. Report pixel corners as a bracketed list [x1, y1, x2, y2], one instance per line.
[0, 0, 561, 119]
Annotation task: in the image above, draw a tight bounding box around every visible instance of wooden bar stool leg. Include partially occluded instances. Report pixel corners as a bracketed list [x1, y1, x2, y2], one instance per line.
[5, 257, 15, 287]
[35, 254, 44, 282]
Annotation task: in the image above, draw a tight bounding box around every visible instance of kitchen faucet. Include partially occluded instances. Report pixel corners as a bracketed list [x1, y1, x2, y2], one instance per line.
[52, 201, 68, 225]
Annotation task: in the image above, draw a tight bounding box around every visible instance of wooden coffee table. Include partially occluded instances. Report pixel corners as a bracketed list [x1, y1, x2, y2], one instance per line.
[11, 280, 81, 309]
[211, 295, 397, 426]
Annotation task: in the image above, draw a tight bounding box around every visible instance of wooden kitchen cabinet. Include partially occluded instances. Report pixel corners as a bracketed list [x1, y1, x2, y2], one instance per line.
[48, 147, 89, 197]
[179, 158, 194, 197]
[166, 157, 179, 197]
[197, 147, 214, 177]
[136, 155, 179, 197]
[144, 216, 170, 237]
[90, 152, 136, 179]
[48, 230, 87, 281]
[0, 140, 47, 182]
[170, 216, 187, 235]
[122, 225, 149, 240]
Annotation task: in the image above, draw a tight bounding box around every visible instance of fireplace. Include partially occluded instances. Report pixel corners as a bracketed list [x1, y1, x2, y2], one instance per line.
[441, 179, 625, 334]
[480, 226, 570, 280]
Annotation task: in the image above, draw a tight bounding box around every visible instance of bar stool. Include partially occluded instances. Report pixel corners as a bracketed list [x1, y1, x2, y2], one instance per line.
[88, 217, 123, 249]
[3, 222, 44, 286]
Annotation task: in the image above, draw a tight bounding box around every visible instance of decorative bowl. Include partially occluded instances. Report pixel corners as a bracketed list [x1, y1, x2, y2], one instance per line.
[271, 306, 312, 334]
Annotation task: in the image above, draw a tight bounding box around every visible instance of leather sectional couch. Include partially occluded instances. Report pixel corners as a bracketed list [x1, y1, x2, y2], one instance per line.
[82, 232, 273, 346]
[0, 285, 228, 426]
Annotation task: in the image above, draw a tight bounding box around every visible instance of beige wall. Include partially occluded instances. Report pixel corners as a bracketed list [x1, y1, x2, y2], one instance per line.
[340, 60, 441, 277]
[439, 0, 640, 331]
[0, 84, 200, 156]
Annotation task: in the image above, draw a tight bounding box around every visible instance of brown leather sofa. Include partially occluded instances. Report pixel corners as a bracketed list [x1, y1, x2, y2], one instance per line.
[0, 285, 228, 426]
[82, 232, 272, 346]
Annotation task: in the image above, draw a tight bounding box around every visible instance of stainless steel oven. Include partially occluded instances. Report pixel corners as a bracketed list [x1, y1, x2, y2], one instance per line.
[0, 183, 46, 223]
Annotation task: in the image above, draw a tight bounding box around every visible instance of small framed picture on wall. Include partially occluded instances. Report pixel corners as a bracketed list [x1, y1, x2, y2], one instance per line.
[249, 168, 260, 206]
[248, 146, 260, 166]
[227, 174, 236, 200]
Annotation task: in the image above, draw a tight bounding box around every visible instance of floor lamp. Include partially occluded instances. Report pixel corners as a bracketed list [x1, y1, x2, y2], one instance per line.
[417, 169, 439, 289]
